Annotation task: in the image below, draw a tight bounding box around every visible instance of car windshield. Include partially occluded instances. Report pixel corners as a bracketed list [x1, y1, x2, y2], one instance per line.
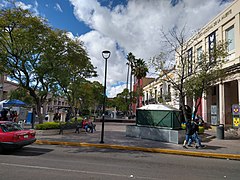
[0, 122, 23, 132]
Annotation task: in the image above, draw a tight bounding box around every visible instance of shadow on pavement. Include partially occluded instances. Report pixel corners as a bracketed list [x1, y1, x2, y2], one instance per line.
[0, 146, 53, 156]
[202, 145, 226, 150]
[64, 146, 151, 154]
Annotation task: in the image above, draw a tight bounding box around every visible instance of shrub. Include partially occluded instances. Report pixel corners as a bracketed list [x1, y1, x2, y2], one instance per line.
[35, 122, 60, 130]
[70, 117, 83, 123]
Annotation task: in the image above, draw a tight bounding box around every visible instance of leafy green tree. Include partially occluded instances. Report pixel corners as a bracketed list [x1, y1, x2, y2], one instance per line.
[0, 7, 54, 123]
[43, 31, 97, 118]
[9, 87, 34, 106]
[184, 41, 228, 120]
[78, 81, 103, 117]
[114, 88, 130, 114]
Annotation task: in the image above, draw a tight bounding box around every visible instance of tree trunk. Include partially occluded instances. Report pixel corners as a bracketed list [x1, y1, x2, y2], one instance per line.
[129, 65, 133, 116]
[36, 100, 43, 124]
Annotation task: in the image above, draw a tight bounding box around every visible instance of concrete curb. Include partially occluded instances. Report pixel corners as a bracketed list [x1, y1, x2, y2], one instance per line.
[35, 140, 240, 160]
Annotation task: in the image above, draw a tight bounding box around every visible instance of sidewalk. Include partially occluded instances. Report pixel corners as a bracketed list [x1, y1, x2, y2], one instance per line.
[33, 122, 240, 160]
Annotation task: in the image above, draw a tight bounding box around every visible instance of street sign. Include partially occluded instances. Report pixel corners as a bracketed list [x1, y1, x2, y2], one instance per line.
[211, 105, 218, 125]
[232, 104, 240, 128]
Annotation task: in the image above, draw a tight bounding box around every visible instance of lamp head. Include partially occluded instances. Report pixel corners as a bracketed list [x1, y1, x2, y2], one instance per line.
[102, 50, 111, 59]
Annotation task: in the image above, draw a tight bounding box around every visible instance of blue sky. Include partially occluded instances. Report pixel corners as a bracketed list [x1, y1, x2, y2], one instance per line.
[0, 0, 232, 97]
[38, 0, 91, 35]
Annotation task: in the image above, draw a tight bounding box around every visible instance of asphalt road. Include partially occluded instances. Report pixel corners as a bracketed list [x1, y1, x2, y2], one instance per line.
[0, 144, 239, 180]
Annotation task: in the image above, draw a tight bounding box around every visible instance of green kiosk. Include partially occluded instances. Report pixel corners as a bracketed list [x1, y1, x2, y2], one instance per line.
[126, 104, 184, 144]
[136, 104, 182, 129]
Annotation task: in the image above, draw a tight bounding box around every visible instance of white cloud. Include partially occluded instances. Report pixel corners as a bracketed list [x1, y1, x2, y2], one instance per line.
[14, 1, 39, 15]
[69, 0, 232, 97]
[79, 31, 127, 92]
[0, 0, 9, 8]
[15, 1, 32, 10]
[54, 3, 63, 13]
[108, 83, 127, 98]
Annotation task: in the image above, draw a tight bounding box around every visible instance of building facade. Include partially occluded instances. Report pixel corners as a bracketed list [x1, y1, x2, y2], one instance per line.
[132, 77, 155, 113]
[0, 74, 68, 115]
[142, 71, 178, 109]
[180, 0, 240, 127]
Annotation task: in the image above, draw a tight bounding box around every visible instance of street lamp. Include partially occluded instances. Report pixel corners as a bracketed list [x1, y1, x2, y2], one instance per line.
[100, 50, 111, 143]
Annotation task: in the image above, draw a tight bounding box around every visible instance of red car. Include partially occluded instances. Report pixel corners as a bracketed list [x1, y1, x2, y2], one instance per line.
[0, 121, 36, 152]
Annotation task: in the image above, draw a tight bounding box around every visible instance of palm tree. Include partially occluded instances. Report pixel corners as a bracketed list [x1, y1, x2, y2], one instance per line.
[127, 52, 136, 115]
[132, 58, 148, 108]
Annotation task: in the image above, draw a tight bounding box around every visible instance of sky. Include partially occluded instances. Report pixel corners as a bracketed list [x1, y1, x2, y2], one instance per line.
[0, 0, 233, 97]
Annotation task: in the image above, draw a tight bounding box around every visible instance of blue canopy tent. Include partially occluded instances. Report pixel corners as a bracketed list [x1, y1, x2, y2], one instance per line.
[0, 99, 27, 110]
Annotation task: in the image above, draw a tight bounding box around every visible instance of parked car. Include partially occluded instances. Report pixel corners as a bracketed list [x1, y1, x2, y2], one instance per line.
[0, 121, 36, 153]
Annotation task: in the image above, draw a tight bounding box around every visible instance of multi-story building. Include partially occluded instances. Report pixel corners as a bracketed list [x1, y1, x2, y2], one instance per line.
[0, 74, 69, 115]
[142, 70, 178, 109]
[178, 0, 240, 127]
[132, 77, 155, 113]
[0, 74, 18, 100]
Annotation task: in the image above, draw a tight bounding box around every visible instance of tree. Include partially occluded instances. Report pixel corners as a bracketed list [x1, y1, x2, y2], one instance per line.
[0, 7, 55, 123]
[150, 26, 228, 122]
[112, 88, 130, 114]
[127, 52, 135, 113]
[132, 58, 148, 108]
[42, 30, 97, 119]
[184, 41, 228, 120]
[0, 7, 97, 123]
[77, 81, 103, 117]
[9, 87, 34, 106]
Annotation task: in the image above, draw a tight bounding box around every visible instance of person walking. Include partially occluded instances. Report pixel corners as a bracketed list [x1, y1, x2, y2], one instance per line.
[188, 118, 206, 149]
[183, 120, 194, 148]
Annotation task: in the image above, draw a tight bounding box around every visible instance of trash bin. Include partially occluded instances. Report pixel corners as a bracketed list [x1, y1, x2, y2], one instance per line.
[216, 124, 224, 139]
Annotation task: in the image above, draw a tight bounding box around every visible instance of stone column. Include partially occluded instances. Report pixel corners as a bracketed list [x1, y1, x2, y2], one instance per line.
[219, 83, 225, 125]
[202, 94, 208, 122]
[235, 13, 240, 58]
[48, 112, 54, 122]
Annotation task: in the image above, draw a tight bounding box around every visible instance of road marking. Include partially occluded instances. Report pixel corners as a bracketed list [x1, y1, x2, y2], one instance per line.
[1, 162, 158, 179]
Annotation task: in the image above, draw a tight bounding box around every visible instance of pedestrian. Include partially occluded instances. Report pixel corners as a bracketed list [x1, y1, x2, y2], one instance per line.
[183, 120, 194, 148]
[188, 117, 206, 149]
[75, 122, 82, 134]
[59, 122, 64, 135]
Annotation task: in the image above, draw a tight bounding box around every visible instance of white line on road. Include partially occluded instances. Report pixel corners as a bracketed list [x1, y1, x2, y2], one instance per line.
[1, 162, 158, 180]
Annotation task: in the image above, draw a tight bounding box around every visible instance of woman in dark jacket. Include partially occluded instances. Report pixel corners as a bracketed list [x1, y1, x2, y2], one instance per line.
[183, 120, 194, 148]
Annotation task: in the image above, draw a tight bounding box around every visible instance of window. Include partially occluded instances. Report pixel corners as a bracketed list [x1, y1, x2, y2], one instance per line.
[197, 46, 202, 62]
[226, 26, 235, 52]
[208, 31, 216, 62]
[168, 84, 171, 95]
[155, 89, 157, 102]
[187, 48, 193, 75]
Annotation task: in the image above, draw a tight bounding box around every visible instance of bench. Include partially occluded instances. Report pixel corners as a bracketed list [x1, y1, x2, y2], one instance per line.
[59, 122, 79, 135]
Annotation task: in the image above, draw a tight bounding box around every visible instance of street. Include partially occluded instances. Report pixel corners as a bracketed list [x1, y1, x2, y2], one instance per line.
[0, 144, 239, 180]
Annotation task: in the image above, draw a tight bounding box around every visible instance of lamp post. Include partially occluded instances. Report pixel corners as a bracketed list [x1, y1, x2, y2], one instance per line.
[100, 50, 111, 144]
